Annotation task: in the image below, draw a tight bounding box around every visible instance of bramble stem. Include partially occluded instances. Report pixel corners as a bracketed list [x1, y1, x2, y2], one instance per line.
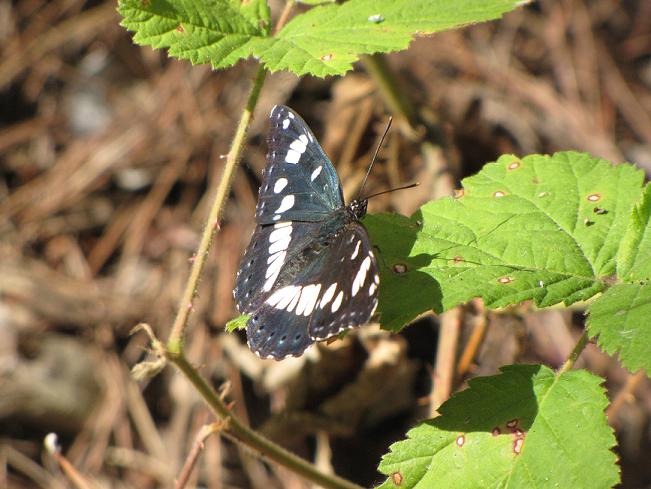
[171, 354, 364, 489]
[166, 65, 267, 354]
[558, 330, 590, 374]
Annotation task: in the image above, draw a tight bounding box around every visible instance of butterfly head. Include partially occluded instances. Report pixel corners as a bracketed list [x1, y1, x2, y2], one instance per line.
[348, 198, 368, 220]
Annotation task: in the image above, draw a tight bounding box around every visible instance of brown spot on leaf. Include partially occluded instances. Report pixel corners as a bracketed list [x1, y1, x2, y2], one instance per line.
[392, 263, 408, 274]
[176, 24, 185, 33]
[321, 53, 334, 61]
[497, 276, 513, 284]
[506, 419, 518, 428]
[456, 434, 465, 447]
[493, 190, 506, 198]
[391, 472, 403, 486]
[513, 437, 524, 455]
[453, 255, 464, 264]
[508, 160, 521, 170]
[492, 427, 501, 436]
[587, 193, 601, 202]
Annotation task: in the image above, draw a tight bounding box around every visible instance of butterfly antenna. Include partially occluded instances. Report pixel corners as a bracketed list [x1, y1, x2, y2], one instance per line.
[357, 116, 393, 199]
[363, 182, 419, 200]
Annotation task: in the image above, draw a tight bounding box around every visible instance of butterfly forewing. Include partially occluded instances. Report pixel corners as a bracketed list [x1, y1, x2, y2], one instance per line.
[245, 222, 379, 359]
[255, 106, 344, 224]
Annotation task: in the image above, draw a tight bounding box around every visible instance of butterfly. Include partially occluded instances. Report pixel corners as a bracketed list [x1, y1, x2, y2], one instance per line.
[233, 105, 379, 360]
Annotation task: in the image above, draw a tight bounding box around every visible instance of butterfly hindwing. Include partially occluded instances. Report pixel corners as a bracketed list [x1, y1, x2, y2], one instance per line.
[255, 105, 344, 224]
[245, 222, 379, 359]
[306, 223, 379, 341]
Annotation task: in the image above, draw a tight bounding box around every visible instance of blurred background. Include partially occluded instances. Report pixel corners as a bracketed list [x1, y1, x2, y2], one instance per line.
[1, 0, 650, 488]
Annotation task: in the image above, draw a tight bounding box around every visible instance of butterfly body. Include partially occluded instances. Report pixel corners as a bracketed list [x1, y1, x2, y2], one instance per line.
[234, 106, 379, 360]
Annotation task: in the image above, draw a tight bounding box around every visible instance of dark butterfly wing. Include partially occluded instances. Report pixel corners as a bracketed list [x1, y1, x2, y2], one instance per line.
[234, 220, 321, 312]
[246, 222, 379, 359]
[255, 105, 344, 225]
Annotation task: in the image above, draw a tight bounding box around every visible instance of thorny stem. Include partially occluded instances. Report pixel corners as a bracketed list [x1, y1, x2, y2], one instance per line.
[558, 330, 590, 374]
[175, 422, 224, 489]
[171, 354, 364, 489]
[166, 64, 267, 355]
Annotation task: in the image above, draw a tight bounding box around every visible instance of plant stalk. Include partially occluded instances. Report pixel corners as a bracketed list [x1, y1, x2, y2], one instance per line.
[166, 65, 267, 354]
[171, 354, 364, 489]
[558, 330, 590, 374]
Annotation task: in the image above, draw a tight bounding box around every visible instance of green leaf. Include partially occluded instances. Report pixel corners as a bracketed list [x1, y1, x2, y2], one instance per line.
[587, 282, 651, 373]
[616, 183, 651, 281]
[365, 151, 645, 331]
[118, 0, 271, 70]
[118, 0, 523, 77]
[378, 365, 619, 489]
[260, 0, 524, 76]
[225, 314, 249, 332]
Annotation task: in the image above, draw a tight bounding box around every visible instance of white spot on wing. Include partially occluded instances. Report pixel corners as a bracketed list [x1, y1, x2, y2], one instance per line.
[275, 194, 295, 214]
[287, 288, 302, 312]
[282, 118, 290, 129]
[269, 236, 290, 254]
[351, 240, 361, 259]
[285, 149, 300, 164]
[263, 223, 292, 290]
[265, 251, 286, 278]
[352, 256, 372, 296]
[319, 283, 337, 308]
[310, 165, 322, 181]
[331, 290, 344, 312]
[289, 138, 307, 154]
[299, 134, 308, 144]
[269, 224, 292, 243]
[288, 112, 295, 119]
[267, 285, 298, 308]
[369, 283, 377, 295]
[296, 284, 321, 316]
[273, 178, 288, 193]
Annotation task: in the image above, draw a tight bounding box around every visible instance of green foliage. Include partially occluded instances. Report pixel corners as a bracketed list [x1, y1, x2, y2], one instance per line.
[587, 283, 651, 372]
[225, 314, 249, 332]
[118, 0, 524, 77]
[586, 184, 651, 372]
[365, 151, 644, 322]
[378, 365, 619, 489]
[118, 0, 271, 70]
